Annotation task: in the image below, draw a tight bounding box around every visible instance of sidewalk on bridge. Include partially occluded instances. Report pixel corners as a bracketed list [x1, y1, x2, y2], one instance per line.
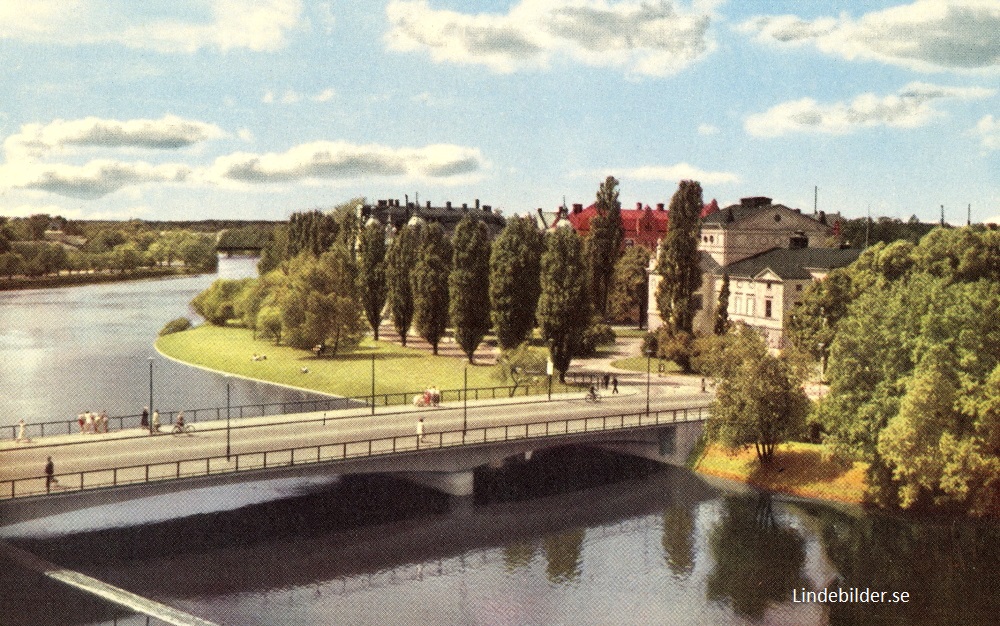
[1, 382, 691, 453]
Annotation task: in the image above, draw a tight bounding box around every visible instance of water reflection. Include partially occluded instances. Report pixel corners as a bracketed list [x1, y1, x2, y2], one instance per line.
[542, 528, 585, 584]
[661, 503, 695, 578]
[705, 494, 809, 619]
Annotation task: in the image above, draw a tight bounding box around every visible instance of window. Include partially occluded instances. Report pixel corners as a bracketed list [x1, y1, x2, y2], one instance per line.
[735, 295, 742, 314]
[747, 297, 755, 316]
[796, 284, 803, 292]
[765, 299, 772, 318]
[709, 235, 715, 243]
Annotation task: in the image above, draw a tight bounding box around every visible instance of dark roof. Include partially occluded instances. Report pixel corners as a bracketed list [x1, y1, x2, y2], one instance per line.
[701, 202, 814, 227]
[699, 251, 722, 274]
[723, 247, 861, 280]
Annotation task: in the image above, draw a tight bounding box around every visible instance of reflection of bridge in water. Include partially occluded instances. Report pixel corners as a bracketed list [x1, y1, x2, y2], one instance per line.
[0, 389, 710, 524]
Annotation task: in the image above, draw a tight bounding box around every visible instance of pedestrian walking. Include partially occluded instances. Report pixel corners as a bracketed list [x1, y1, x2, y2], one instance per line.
[17, 419, 26, 442]
[99, 410, 109, 433]
[141, 406, 149, 429]
[84, 411, 94, 434]
[701, 377, 706, 393]
[612, 377, 619, 394]
[78, 412, 85, 434]
[416, 417, 425, 443]
[152, 410, 160, 433]
[45, 456, 56, 491]
[603, 374, 610, 390]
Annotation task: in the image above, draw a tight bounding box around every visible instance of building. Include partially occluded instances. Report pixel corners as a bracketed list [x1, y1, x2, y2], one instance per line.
[544, 202, 671, 250]
[360, 198, 506, 237]
[648, 196, 859, 349]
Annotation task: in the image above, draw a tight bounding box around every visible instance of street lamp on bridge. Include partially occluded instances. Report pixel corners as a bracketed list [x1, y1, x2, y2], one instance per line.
[645, 348, 653, 418]
[225, 376, 232, 461]
[148, 358, 154, 435]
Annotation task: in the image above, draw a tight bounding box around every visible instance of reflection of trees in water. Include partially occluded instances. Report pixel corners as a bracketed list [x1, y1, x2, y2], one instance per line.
[661, 504, 695, 578]
[810, 505, 1000, 625]
[543, 528, 586, 584]
[706, 495, 808, 620]
[503, 542, 536, 573]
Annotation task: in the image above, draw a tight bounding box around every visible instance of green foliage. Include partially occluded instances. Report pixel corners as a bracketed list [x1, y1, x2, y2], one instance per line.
[279, 247, 365, 354]
[256, 305, 283, 345]
[386, 223, 421, 346]
[786, 267, 856, 361]
[159, 317, 192, 336]
[577, 319, 616, 357]
[609, 244, 651, 328]
[585, 176, 623, 319]
[493, 342, 547, 396]
[358, 220, 388, 339]
[655, 180, 703, 336]
[412, 223, 452, 355]
[537, 227, 590, 382]
[257, 225, 289, 275]
[704, 325, 809, 463]
[490, 216, 544, 350]
[192, 278, 254, 325]
[713, 273, 730, 335]
[449, 215, 491, 362]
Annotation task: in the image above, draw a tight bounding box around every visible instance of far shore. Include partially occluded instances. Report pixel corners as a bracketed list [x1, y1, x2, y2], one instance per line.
[0, 266, 206, 291]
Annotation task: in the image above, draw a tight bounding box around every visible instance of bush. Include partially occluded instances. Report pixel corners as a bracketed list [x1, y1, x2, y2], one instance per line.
[641, 331, 658, 357]
[578, 320, 617, 357]
[159, 317, 192, 336]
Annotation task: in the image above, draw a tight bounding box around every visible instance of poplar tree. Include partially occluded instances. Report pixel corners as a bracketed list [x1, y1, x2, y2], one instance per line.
[609, 244, 651, 329]
[490, 216, 544, 350]
[537, 227, 590, 382]
[714, 273, 730, 335]
[358, 220, 387, 340]
[586, 176, 623, 318]
[656, 180, 703, 334]
[412, 222, 452, 355]
[450, 216, 492, 363]
[385, 223, 421, 346]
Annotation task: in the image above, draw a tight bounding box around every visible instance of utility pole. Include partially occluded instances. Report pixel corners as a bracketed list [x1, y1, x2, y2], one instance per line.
[814, 186, 818, 215]
[941, 205, 945, 227]
[968, 203, 972, 227]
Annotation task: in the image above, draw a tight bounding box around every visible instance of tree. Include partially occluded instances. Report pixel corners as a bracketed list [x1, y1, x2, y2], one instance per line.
[412, 223, 452, 355]
[191, 278, 254, 325]
[655, 180, 703, 335]
[586, 176, 622, 318]
[713, 273, 730, 335]
[609, 244, 651, 328]
[537, 227, 590, 382]
[490, 216, 545, 350]
[449, 215, 491, 363]
[705, 325, 809, 463]
[386, 223, 421, 346]
[494, 342, 547, 397]
[357, 220, 388, 340]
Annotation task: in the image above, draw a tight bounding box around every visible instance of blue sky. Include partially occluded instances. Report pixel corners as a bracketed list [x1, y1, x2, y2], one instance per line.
[1, 0, 999, 223]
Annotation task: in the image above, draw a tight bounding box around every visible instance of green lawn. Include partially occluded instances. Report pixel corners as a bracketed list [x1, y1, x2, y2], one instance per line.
[610, 355, 681, 374]
[156, 324, 561, 399]
[610, 326, 649, 339]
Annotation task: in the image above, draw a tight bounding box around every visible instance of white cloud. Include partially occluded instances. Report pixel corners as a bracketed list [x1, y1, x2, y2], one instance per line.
[697, 123, 719, 135]
[4, 160, 193, 199]
[280, 90, 303, 104]
[4, 115, 224, 161]
[739, 0, 1000, 72]
[385, 0, 715, 77]
[973, 114, 1000, 150]
[745, 82, 995, 137]
[312, 88, 336, 102]
[0, 0, 303, 53]
[262, 91, 276, 103]
[618, 163, 738, 184]
[263, 88, 336, 104]
[211, 141, 486, 183]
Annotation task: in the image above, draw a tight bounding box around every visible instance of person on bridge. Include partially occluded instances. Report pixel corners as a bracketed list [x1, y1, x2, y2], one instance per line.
[141, 406, 149, 429]
[45, 457, 56, 491]
[176, 412, 185, 429]
[152, 410, 160, 433]
[17, 419, 26, 442]
[612, 377, 619, 394]
[417, 417, 425, 443]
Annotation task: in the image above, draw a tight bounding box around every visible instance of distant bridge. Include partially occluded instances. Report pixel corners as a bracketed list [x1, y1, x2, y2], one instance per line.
[0, 389, 711, 524]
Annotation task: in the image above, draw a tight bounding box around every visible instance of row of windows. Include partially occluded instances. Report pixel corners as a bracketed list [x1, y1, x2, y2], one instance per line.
[733, 295, 774, 318]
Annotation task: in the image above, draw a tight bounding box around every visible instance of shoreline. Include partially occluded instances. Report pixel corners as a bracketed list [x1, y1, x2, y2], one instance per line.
[0, 267, 205, 292]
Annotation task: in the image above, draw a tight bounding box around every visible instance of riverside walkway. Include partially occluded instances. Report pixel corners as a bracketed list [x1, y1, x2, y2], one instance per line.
[0, 382, 712, 508]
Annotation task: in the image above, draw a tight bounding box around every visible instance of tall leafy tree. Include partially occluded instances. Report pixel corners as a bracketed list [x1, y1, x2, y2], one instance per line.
[713, 273, 730, 335]
[412, 222, 452, 355]
[586, 176, 622, 318]
[490, 216, 545, 350]
[656, 180, 703, 335]
[609, 244, 651, 329]
[449, 216, 492, 363]
[385, 223, 421, 346]
[537, 227, 590, 382]
[358, 220, 388, 340]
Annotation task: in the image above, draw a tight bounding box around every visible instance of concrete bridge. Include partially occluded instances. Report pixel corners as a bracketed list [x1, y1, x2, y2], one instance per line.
[0, 388, 710, 525]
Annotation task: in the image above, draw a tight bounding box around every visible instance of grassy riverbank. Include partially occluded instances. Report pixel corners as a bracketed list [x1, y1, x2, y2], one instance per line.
[694, 442, 867, 504]
[0, 267, 201, 291]
[156, 324, 558, 399]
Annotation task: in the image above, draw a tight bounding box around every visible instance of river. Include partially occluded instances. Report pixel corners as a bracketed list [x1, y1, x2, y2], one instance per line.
[2, 259, 999, 625]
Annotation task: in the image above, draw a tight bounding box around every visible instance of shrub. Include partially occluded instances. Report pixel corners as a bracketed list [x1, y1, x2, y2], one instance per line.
[159, 317, 192, 336]
[578, 320, 616, 357]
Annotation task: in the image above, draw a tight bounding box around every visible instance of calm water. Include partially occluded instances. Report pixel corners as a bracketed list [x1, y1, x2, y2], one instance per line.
[0, 257, 322, 430]
[3, 450, 1000, 625]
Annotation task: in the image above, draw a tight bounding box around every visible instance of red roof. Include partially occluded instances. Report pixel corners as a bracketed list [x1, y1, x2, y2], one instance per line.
[564, 202, 669, 234]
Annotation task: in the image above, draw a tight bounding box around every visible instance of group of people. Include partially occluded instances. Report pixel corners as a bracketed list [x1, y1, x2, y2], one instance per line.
[140, 406, 162, 433]
[416, 386, 441, 407]
[77, 410, 110, 434]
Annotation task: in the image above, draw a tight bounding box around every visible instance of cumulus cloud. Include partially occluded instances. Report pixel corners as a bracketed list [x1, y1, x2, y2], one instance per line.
[263, 88, 336, 104]
[697, 123, 719, 135]
[0, 0, 302, 53]
[211, 141, 486, 183]
[745, 82, 995, 137]
[385, 0, 714, 77]
[973, 114, 1000, 150]
[6, 161, 192, 199]
[4, 115, 225, 161]
[739, 0, 1000, 72]
[619, 163, 738, 184]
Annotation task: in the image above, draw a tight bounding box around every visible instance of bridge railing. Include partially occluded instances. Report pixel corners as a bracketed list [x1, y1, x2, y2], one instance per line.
[1, 404, 709, 501]
[4, 371, 609, 441]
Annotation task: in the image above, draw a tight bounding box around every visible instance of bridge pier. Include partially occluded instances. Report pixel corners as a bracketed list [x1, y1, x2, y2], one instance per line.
[395, 470, 475, 497]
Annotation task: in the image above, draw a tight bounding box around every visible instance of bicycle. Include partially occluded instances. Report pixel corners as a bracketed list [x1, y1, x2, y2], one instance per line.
[584, 388, 601, 403]
[171, 423, 195, 435]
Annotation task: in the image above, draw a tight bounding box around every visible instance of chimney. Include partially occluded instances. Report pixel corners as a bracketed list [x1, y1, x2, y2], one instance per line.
[789, 231, 808, 249]
[378, 199, 387, 207]
[636, 202, 642, 210]
[573, 203, 583, 214]
[483, 205, 491, 212]
[475, 199, 480, 210]
[656, 203, 665, 211]
[818, 210, 827, 225]
[426, 201, 431, 209]
[446, 201, 452, 209]
[462, 203, 468, 210]
[740, 196, 772, 208]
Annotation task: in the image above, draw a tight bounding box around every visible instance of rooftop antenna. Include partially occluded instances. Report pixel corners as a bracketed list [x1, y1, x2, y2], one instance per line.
[968, 203, 971, 227]
[814, 186, 818, 215]
[941, 204, 945, 227]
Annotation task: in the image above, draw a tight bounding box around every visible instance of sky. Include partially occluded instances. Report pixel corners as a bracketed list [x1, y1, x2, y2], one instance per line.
[0, 0, 999, 224]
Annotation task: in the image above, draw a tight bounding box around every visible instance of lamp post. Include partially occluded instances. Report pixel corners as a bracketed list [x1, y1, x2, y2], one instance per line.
[645, 348, 653, 418]
[462, 365, 468, 438]
[546, 358, 553, 401]
[370, 352, 376, 416]
[147, 358, 154, 435]
[226, 376, 232, 461]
